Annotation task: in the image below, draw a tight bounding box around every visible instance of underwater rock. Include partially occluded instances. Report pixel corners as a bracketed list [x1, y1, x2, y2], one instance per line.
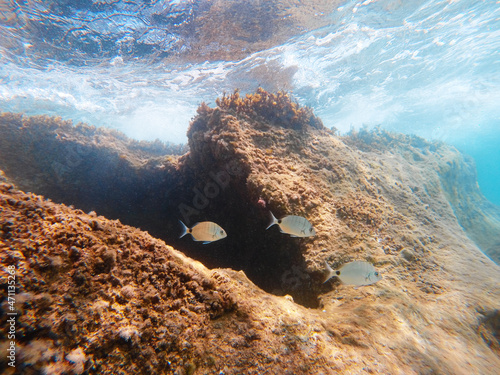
[0, 184, 237, 373]
[1, 91, 500, 373]
[436, 149, 500, 264]
[0, 112, 187, 237]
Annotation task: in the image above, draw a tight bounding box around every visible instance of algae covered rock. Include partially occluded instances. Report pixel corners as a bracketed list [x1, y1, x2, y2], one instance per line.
[0, 183, 236, 373]
[1, 90, 500, 374]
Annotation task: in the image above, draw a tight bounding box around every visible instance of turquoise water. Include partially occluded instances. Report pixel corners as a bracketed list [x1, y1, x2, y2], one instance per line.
[0, 0, 499, 204]
[455, 128, 500, 205]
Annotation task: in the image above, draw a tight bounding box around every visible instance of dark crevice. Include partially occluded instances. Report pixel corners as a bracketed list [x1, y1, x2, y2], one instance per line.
[0, 115, 321, 307]
[56, 170, 320, 308]
[84, 163, 322, 308]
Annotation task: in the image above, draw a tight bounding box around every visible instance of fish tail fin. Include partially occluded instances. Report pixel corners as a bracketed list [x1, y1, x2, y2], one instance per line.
[323, 261, 336, 283]
[179, 220, 189, 238]
[266, 211, 278, 230]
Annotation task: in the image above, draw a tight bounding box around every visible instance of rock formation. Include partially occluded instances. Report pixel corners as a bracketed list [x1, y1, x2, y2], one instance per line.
[1, 89, 499, 374]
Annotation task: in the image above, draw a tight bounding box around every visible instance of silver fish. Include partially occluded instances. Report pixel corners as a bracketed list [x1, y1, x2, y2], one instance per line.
[266, 211, 316, 237]
[179, 221, 227, 244]
[324, 261, 382, 286]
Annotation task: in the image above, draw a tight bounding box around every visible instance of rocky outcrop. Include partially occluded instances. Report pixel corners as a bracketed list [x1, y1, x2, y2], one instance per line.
[1, 90, 499, 374]
[436, 149, 500, 264]
[0, 183, 236, 374]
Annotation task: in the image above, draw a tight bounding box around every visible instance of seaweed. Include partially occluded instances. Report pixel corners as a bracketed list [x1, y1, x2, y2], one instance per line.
[215, 88, 324, 130]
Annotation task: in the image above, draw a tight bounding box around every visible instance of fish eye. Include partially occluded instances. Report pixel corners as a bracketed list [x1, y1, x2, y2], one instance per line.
[309, 228, 313, 232]
[220, 230, 224, 235]
[375, 272, 379, 277]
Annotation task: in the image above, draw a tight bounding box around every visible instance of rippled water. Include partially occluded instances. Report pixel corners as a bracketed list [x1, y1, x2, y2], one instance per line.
[0, 0, 499, 203]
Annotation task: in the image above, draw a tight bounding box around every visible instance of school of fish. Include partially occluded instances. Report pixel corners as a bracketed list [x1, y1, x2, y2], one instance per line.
[179, 210, 382, 287]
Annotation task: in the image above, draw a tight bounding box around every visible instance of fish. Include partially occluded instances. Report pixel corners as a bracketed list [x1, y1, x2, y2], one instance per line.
[266, 211, 316, 237]
[179, 220, 227, 244]
[323, 261, 382, 286]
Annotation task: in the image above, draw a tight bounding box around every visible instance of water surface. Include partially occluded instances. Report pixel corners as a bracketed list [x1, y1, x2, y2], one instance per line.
[0, 0, 499, 203]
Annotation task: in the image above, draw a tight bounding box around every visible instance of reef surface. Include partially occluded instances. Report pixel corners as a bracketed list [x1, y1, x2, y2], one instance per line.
[1, 90, 500, 374]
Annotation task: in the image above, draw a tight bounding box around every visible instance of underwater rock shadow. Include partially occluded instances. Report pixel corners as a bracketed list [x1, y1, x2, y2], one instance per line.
[0, 109, 324, 308]
[2, 89, 500, 309]
[2, 91, 500, 374]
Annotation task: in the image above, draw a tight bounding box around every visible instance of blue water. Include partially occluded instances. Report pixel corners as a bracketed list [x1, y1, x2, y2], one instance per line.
[0, 0, 499, 204]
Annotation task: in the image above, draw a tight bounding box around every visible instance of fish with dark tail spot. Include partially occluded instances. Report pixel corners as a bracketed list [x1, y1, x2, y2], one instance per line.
[179, 221, 227, 244]
[324, 261, 382, 286]
[266, 211, 316, 237]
